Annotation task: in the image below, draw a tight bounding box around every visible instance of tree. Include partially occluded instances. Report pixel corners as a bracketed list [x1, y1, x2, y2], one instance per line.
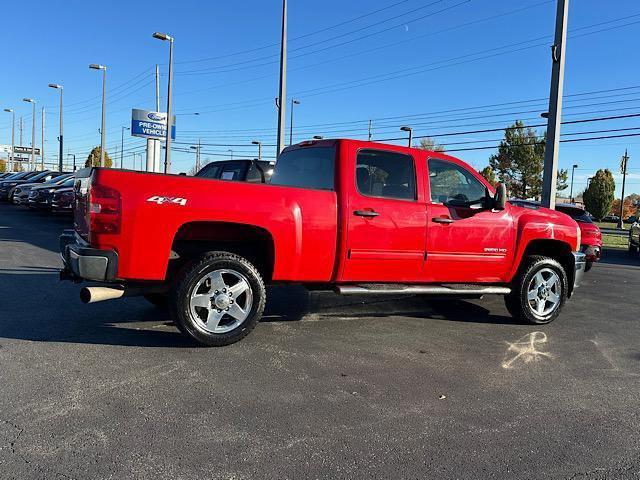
[489, 121, 544, 199]
[478, 166, 497, 186]
[582, 169, 615, 221]
[611, 195, 639, 219]
[416, 137, 445, 152]
[0, 159, 5, 173]
[85, 146, 113, 168]
[557, 168, 568, 192]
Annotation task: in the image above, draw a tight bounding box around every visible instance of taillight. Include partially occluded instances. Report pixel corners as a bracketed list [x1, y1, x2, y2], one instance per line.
[89, 183, 121, 235]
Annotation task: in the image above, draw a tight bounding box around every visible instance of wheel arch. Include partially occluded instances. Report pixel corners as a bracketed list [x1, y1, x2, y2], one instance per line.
[519, 239, 576, 296]
[169, 221, 275, 282]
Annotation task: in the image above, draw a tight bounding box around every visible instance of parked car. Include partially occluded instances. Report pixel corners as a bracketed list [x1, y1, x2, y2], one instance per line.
[0, 171, 42, 199]
[602, 215, 620, 223]
[628, 220, 640, 254]
[51, 186, 74, 214]
[12, 173, 72, 205]
[2, 170, 58, 201]
[61, 139, 586, 347]
[510, 200, 602, 272]
[28, 176, 75, 210]
[195, 159, 275, 183]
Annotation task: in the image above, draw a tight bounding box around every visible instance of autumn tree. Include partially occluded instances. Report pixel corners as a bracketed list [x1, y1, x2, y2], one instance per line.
[478, 166, 497, 186]
[582, 169, 615, 221]
[85, 146, 113, 168]
[416, 137, 445, 152]
[610, 195, 639, 219]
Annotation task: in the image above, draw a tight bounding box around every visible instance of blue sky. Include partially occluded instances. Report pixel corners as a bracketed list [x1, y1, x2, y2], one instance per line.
[1, 0, 639, 195]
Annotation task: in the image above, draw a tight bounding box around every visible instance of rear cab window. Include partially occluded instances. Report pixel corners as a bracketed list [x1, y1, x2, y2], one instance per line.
[356, 149, 416, 200]
[270, 146, 336, 190]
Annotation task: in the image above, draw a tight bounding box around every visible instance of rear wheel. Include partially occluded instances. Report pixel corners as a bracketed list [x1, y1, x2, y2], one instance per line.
[584, 261, 593, 272]
[171, 252, 266, 347]
[505, 256, 568, 325]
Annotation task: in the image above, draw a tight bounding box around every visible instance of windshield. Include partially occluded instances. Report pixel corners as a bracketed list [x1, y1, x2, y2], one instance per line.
[557, 205, 593, 223]
[270, 146, 335, 190]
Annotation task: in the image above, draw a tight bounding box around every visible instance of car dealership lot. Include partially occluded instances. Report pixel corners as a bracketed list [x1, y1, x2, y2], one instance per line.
[0, 203, 639, 479]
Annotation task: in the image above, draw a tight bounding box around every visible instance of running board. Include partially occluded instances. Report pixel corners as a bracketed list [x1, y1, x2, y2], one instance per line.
[335, 284, 511, 296]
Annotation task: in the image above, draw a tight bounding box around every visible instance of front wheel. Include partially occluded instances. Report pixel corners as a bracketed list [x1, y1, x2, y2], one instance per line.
[505, 256, 568, 325]
[171, 252, 266, 347]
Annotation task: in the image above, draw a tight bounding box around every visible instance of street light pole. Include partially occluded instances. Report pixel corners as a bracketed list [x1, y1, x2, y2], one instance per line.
[289, 99, 300, 145]
[252, 140, 262, 160]
[48, 84, 63, 172]
[618, 150, 630, 229]
[3, 109, 14, 172]
[89, 64, 107, 167]
[153, 32, 174, 174]
[569, 163, 578, 201]
[41, 107, 45, 170]
[541, 0, 569, 209]
[228, 149, 233, 160]
[400, 126, 413, 147]
[22, 98, 36, 171]
[121, 126, 130, 169]
[67, 153, 76, 171]
[276, 0, 287, 157]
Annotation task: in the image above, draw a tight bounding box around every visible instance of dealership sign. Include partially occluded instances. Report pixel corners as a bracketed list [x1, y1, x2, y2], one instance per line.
[0, 145, 41, 156]
[131, 109, 176, 140]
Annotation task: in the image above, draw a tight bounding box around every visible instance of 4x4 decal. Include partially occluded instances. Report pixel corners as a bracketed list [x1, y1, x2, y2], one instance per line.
[146, 196, 188, 206]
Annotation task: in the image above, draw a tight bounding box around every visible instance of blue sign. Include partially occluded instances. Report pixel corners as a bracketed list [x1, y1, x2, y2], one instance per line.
[131, 109, 176, 140]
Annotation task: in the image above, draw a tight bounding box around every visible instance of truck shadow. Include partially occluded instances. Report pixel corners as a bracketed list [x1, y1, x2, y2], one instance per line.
[263, 286, 515, 325]
[0, 274, 513, 349]
[599, 248, 640, 268]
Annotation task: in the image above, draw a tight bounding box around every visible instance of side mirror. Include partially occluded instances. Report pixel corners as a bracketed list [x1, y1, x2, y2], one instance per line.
[494, 183, 507, 210]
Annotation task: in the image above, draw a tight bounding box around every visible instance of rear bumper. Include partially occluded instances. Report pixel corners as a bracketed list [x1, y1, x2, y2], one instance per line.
[573, 251, 586, 289]
[59, 230, 118, 282]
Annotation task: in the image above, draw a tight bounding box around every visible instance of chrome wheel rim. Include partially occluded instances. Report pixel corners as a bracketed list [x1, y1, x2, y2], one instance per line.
[527, 268, 561, 317]
[189, 269, 253, 334]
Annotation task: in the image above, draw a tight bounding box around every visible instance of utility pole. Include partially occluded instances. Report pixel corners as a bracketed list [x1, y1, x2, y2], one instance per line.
[368, 120, 372, 141]
[618, 149, 630, 229]
[19, 116, 23, 147]
[276, 0, 287, 157]
[41, 107, 45, 170]
[541, 0, 569, 209]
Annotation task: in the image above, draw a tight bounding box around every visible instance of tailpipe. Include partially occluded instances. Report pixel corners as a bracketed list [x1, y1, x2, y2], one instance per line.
[80, 286, 125, 304]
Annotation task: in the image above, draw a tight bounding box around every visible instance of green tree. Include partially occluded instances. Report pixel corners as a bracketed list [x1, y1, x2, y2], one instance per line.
[416, 137, 445, 152]
[582, 169, 615, 221]
[478, 166, 497, 186]
[489, 121, 544, 198]
[557, 168, 569, 192]
[85, 146, 113, 168]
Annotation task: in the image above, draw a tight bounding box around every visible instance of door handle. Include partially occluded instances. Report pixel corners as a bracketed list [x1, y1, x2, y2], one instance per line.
[432, 217, 454, 224]
[354, 210, 380, 218]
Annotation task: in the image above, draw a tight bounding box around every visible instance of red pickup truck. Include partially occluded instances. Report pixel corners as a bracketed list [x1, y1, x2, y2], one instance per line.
[60, 139, 586, 346]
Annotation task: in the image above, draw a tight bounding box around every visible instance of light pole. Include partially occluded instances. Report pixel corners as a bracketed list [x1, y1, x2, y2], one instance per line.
[400, 126, 413, 147]
[67, 153, 76, 171]
[121, 126, 130, 169]
[569, 164, 578, 202]
[22, 98, 36, 171]
[228, 149, 233, 160]
[289, 99, 300, 145]
[48, 84, 63, 172]
[3, 108, 14, 172]
[89, 64, 107, 167]
[153, 32, 174, 174]
[251, 140, 262, 160]
[190, 140, 201, 172]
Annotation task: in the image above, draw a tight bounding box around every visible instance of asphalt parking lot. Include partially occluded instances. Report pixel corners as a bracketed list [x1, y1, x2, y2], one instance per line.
[1, 203, 639, 479]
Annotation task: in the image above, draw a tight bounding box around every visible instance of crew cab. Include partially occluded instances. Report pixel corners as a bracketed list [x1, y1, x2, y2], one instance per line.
[60, 139, 586, 346]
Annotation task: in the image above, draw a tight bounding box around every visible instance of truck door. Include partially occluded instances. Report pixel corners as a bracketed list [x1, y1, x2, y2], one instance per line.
[424, 157, 514, 283]
[342, 148, 426, 282]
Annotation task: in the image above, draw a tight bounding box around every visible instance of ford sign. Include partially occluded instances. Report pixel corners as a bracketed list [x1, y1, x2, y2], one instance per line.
[147, 112, 164, 121]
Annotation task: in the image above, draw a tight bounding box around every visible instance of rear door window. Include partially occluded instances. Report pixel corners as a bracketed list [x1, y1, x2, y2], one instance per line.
[270, 147, 335, 190]
[356, 149, 416, 200]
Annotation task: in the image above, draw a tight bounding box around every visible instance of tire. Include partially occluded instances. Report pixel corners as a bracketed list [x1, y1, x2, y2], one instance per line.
[628, 239, 638, 254]
[170, 252, 266, 347]
[584, 261, 593, 272]
[143, 293, 169, 309]
[504, 255, 568, 325]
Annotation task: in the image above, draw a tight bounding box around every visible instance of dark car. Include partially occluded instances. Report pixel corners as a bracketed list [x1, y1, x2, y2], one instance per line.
[28, 176, 75, 210]
[12, 173, 72, 205]
[0, 171, 41, 199]
[1, 170, 57, 201]
[196, 159, 275, 183]
[51, 186, 74, 214]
